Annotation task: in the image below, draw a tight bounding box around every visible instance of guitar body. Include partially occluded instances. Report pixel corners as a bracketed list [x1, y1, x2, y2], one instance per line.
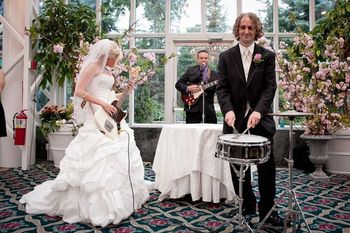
[181, 91, 202, 106]
[181, 80, 218, 106]
[94, 91, 127, 140]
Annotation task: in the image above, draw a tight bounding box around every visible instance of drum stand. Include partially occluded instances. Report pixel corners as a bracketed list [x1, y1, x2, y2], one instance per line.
[229, 162, 254, 233]
[257, 111, 312, 233]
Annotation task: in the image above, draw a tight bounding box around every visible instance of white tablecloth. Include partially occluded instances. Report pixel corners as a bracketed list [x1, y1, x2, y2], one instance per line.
[152, 124, 236, 203]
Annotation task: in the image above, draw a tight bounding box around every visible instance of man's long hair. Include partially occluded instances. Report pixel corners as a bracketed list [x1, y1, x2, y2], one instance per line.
[233, 12, 263, 41]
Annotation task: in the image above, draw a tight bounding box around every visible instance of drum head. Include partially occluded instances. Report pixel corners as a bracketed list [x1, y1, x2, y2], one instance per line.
[218, 134, 268, 143]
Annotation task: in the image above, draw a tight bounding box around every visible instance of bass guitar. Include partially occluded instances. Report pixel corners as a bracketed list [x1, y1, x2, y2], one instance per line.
[94, 68, 140, 140]
[181, 80, 218, 106]
[94, 90, 129, 140]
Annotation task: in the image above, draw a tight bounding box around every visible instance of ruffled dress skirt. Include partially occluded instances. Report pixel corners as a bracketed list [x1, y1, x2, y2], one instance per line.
[20, 119, 150, 227]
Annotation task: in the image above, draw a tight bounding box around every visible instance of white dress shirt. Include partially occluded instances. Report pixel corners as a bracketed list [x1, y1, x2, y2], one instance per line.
[239, 43, 255, 117]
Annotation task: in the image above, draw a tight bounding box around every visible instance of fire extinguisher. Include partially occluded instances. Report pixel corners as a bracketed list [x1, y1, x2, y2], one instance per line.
[13, 109, 28, 145]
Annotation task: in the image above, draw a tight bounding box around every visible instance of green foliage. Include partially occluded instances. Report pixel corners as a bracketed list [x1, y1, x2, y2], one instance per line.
[135, 85, 154, 123]
[311, 0, 350, 59]
[258, 0, 334, 33]
[29, 0, 99, 89]
[206, 0, 228, 32]
[101, 0, 130, 34]
[132, 54, 172, 123]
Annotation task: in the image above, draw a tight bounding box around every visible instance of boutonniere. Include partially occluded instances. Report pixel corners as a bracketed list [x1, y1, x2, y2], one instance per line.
[253, 53, 264, 64]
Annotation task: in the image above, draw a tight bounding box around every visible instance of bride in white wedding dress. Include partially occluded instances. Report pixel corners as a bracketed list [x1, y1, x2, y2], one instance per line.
[20, 39, 150, 227]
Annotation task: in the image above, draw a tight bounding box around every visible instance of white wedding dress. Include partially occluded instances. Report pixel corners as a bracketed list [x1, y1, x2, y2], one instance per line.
[20, 73, 150, 227]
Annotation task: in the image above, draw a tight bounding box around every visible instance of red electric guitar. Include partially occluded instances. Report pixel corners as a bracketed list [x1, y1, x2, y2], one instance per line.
[181, 80, 218, 106]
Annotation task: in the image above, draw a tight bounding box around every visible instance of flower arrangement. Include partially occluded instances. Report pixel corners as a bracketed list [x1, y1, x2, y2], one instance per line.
[276, 32, 350, 135]
[75, 23, 175, 100]
[253, 53, 264, 64]
[111, 47, 175, 92]
[39, 101, 81, 137]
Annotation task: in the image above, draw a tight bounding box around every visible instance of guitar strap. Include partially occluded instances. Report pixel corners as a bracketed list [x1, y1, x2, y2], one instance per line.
[89, 102, 95, 115]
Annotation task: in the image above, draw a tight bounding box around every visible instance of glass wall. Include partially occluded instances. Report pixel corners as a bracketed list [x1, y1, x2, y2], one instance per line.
[174, 43, 230, 123]
[56, 0, 335, 126]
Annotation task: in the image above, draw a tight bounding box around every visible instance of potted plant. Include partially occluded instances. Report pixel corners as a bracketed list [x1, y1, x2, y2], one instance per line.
[310, 0, 350, 175]
[276, 5, 350, 178]
[27, 0, 99, 88]
[39, 102, 77, 137]
[26, 0, 98, 167]
[39, 102, 81, 168]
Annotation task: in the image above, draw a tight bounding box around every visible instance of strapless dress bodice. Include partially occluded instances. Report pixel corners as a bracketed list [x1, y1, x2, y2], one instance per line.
[86, 73, 114, 101]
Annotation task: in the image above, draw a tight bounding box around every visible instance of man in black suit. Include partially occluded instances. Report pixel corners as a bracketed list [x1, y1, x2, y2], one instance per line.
[176, 50, 219, 123]
[217, 13, 282, 226]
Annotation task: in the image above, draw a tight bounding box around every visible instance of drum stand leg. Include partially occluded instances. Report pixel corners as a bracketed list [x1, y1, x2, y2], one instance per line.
[256, 117, 311, 233]
[230, 163, 254, 233]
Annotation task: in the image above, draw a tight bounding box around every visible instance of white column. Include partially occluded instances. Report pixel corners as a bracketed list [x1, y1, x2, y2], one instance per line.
[0, 0, 37, 169]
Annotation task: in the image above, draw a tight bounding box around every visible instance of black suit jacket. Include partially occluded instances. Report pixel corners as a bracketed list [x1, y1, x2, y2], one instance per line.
[175, 65, 219, 115]
[217, 43, 277, 135]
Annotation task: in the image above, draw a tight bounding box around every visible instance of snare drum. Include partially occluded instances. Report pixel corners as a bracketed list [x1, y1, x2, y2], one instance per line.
[216, 134, 271, 165]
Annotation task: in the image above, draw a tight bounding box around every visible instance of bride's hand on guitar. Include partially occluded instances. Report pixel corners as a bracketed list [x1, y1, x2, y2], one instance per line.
[102, 103, 117, 116]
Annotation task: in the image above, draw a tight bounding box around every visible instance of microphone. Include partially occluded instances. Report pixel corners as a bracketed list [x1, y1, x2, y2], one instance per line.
[200, 62, 208, 82]
[200, 62, 207, 71]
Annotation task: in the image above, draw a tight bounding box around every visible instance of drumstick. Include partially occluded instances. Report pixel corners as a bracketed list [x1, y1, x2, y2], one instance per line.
[231, 123, 238, 134]
[241, 127, 251, 135]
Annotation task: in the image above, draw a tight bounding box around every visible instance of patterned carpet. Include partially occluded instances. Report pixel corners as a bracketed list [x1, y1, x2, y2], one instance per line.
[0, 160, 350, 233]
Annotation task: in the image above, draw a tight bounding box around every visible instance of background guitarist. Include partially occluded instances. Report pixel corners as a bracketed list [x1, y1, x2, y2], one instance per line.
[175, 50, 219, 123]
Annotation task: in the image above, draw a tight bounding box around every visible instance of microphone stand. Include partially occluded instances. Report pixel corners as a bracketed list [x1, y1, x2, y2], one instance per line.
[202, 81, 205, 124]
[201, 63, 206, 124]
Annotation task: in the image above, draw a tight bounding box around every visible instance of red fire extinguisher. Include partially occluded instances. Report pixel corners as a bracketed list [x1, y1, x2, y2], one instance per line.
[13, 109, 28, 145]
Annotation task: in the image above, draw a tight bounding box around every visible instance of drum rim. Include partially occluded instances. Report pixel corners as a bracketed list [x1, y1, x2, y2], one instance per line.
[218, 133, 269, 143]
[217, 140, 270, 146]
[216, 153, 270, 165]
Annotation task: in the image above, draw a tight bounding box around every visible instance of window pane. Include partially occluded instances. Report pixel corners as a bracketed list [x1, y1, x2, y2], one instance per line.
[243, 0, 273, 33]
[135, 37, 166, 49]
[0, 0, 4, 15]
[136, 0, 165, 33]
[206, 0, 236, 33]
[315, 0, 335, 23]
[171, 0, 201, 33]
[278, 37, 294, 48]
[278, 0, 309, 33]
[175, 44, 230, 123]
[134, 54, 165, 124]
[69, 0, 96, 10]
[36, 86, 50, 111]
[102, 1, 130, 34]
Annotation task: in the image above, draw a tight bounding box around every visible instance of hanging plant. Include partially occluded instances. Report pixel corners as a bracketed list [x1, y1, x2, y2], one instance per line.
[26, 0, 99, 88]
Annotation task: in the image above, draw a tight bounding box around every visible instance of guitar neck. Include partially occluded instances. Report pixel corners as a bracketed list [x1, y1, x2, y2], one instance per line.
[202, 80, 218, 90]
[115, 86, 130, 109]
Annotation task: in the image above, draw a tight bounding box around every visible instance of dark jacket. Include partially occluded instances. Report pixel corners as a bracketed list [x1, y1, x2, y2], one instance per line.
[176, 65, 219, 115]
[217, 43, 277, 135]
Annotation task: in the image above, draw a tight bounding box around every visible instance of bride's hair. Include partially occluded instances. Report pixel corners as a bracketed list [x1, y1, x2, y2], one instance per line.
[109, 42, 123, 61]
